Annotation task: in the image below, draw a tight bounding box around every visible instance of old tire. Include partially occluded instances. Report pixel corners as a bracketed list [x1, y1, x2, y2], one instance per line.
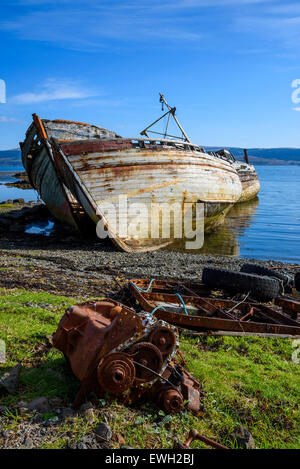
[241, 263, 292, 288]
[295, 272, 300, 291]
[202, 267, 280, 302]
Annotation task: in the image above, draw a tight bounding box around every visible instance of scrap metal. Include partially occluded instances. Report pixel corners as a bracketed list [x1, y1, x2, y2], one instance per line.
[52, 299, 201, 413]
[175, 429, 229, 450]
[130, 279, 300, 338]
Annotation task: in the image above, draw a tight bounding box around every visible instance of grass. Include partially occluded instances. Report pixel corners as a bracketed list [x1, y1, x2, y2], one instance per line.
[0, 204, 16, 212]
[0, 288, 299, 449]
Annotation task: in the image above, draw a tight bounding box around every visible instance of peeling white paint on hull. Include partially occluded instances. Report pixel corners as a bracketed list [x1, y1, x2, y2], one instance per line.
[53, 138, 242, 252]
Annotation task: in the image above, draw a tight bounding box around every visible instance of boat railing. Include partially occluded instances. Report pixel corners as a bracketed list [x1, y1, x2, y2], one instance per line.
[130, 138, 205, 153]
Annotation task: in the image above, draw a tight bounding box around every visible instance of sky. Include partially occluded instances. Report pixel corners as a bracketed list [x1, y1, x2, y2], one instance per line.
[0, 0, 300, 150]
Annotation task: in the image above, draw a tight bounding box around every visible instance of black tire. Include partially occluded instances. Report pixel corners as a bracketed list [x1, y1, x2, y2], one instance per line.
[241, 263, 292, 288]
[202, 267, 280, 302]
[295, 272, 300, 291]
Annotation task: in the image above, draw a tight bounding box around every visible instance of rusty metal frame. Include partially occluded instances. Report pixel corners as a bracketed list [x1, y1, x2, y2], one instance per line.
[130, 279, 300, 337]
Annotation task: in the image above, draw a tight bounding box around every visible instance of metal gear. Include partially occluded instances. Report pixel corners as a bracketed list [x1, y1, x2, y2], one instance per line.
[158, 387, 184, 414]
[148, 326, 176, 358]
[128, 341, 163, 383]
[97, 352, 135, 395]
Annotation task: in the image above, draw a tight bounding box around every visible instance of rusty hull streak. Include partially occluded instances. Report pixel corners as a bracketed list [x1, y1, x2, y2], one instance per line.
[61, 139, 134, 155]
[130, 279, 300, 337]
[95, 179, 188, 205]
[52, 299, 201, 413]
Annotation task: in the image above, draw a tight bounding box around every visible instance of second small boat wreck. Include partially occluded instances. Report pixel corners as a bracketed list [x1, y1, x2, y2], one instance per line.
[20, 96, 247, 252]
[208, 148, 260, 203]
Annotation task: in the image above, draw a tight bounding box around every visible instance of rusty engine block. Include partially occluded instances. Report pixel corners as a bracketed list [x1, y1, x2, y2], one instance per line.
[53, 299, 200, 414]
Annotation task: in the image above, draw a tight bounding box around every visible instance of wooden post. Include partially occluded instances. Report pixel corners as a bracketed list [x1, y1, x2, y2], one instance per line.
[244, 148, 249, 164]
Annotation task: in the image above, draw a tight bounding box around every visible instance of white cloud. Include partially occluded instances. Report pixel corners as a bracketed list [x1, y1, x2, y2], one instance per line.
[235, 14, 300, 48]
[11, 78, 98, 104]
[0, 0, 283, 51]
[0, 116, 19, 122]
[0, 1, 211, 49]
[266, 3, 300, 15]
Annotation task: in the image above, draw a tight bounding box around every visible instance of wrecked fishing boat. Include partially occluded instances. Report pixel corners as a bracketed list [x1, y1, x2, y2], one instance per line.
[20, 114, 120, 232]
[20, 96, 242, 251]
[208, 148, 260, 203]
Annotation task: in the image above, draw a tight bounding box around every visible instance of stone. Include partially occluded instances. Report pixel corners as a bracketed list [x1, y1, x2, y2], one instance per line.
[24, 397, 50, 413]
[31, 414, 43, 423]
[61, 407, 76, 419]
[0, 364, 22, 394]
[94, 422, 112, 442]
[43, 416, 59, 427]
[23, 436, 34, 449]
[79, 401, 94, 412]
[49, 397, 63, 408]
[230, 425, 256, 449]
[76, 442, 88, 450]
[67, 435, 98, 450]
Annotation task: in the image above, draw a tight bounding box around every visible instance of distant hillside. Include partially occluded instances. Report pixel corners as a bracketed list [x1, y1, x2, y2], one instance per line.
[0, 149, 22, 167]
[205, 147, 300, 165]
[1, 146, 300, 167]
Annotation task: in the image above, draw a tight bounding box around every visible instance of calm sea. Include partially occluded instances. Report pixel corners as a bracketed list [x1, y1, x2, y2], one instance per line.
[0, 165, 299, 263]
[194, 165, 300, 263]
[0, 165, 39, 203]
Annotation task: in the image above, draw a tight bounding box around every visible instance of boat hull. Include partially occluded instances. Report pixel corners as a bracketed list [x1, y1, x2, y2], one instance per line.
[53, 138, 243, 251]
[20, 118, 120, 231]
[20, 124, 81, 230]
[234, 162, 260, 202]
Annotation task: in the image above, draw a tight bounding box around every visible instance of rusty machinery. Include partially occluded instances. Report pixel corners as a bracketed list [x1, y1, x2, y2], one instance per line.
[53, 299, 201, 414]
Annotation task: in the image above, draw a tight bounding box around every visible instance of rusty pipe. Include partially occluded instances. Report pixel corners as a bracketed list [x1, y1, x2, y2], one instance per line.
[178, 429, 229, 450]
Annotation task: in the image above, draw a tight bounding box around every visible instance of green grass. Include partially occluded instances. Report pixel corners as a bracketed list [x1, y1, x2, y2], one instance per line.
[0, 288, 299, 449]
[0, 204, 16, 212]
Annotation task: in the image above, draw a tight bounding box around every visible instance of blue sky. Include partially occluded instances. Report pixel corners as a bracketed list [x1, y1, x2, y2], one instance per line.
[0, 0, 300, 150]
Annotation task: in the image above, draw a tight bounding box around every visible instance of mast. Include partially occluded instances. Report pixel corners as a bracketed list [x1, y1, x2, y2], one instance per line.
[140, 93, 191, 143]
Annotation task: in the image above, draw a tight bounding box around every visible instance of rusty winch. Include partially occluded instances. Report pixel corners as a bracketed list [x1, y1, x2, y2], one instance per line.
[53, 299, 200, 414]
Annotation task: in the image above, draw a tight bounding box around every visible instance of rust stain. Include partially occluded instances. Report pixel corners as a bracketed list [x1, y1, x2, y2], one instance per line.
[96, 179, 187, 204]
[61, 139, 133, 155]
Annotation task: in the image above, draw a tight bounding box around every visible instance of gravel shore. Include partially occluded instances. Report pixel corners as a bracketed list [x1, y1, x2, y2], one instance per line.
[0, 229, 298, 298]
